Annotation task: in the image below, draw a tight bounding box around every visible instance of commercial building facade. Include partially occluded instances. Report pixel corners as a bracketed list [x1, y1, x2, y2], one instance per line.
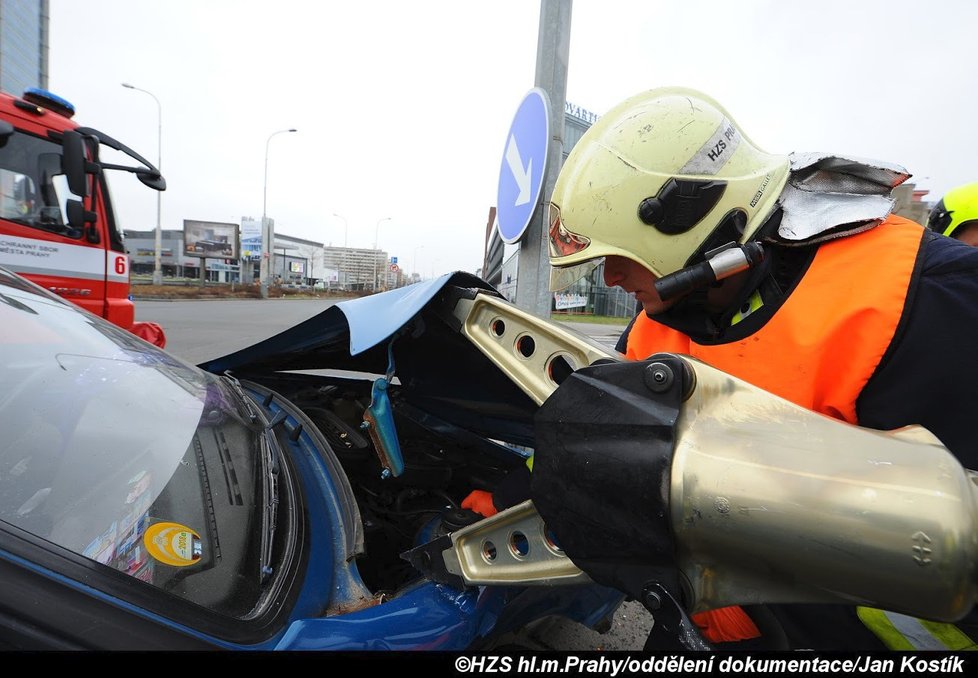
[322, 246, 391, 291]
[126, 228, 338, 286]
[0, 0, 49, 95]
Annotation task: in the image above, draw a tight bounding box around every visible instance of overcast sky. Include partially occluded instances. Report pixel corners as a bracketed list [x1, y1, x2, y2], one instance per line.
[46, 0, 978, 278]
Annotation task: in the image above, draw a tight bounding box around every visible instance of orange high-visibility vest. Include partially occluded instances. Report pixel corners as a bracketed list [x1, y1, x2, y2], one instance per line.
[630, 216, 923, 643]
[625, 216, 924, 424]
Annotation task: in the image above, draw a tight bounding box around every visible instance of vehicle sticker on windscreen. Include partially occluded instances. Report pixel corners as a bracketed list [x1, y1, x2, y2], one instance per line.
[144, 522, 203, 567]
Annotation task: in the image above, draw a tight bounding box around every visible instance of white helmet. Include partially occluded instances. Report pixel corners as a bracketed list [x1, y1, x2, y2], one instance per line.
[549, 87, 790, 289]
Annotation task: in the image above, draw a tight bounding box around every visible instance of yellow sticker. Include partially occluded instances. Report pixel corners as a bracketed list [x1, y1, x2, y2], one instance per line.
[143, 522, 202, 567]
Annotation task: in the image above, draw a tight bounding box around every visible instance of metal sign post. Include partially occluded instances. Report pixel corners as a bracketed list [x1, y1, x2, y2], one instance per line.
[512, 0, 572, 318]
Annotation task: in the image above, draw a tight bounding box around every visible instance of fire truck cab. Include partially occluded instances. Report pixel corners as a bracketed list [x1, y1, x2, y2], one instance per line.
[0, 87, 165, 345]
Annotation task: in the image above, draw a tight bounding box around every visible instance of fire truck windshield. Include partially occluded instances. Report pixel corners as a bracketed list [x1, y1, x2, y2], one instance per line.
[0, 131, 81, 238]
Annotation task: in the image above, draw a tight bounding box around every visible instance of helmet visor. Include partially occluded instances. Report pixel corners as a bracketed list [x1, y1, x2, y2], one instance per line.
[548, 203, 591, 259]
[549, 260, 601, 292]
[548, 202, 599, 290]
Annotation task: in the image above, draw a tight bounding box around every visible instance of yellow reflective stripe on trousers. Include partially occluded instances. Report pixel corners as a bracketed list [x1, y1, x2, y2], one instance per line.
[919, 617, 978, 650]
[857, 607, 976, 650]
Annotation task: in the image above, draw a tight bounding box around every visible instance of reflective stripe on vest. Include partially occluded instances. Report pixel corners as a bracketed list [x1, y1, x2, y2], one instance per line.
[730, 289, 763, 326]
[856, 607, 977, 650]
[625, 216, 924, 423]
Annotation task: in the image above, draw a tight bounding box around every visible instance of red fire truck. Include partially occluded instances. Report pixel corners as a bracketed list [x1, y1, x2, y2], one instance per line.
[0, 87, 166, 346]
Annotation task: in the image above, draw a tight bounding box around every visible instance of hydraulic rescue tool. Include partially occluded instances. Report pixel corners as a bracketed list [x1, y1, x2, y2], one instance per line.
[403, 286, 978, 650]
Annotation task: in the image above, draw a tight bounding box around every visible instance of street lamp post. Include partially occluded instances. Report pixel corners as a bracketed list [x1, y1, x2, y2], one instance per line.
[332, 213, 348, 248]
[373, 216, 391, 292]
[259, 128, 297, 299]
[121, 82, 163, 285]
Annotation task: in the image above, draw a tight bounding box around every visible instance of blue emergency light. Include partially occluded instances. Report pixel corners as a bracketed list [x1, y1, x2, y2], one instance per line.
[21, 87, 76, 119]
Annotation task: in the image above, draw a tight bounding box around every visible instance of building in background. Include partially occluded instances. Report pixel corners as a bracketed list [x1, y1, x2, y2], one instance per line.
[482, 206, 506, 293]
[270, 233, 328, 287]
[127, 229, 188, 277]
[892, 182, 931, 226]
[0, 0, 49, 95]
[127, 228, 337, 287]
[323, 246, 390, 291]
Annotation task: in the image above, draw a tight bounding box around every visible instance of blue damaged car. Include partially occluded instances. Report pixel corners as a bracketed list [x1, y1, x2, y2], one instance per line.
[0, 267, 623, 650]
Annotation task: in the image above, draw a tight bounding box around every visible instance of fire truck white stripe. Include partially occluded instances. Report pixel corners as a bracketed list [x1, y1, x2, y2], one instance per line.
[3, 263, 104, 281]
[0, 234, 128, 283]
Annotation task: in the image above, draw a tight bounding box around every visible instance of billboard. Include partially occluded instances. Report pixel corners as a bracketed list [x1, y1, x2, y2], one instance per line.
[184, 220, 238, 259]
[289, 260, 305, 274]
[240, 217, 262, 261]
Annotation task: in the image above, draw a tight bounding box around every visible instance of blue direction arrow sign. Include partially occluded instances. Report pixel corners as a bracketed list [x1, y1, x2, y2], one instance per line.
[496, 88, 550, 244]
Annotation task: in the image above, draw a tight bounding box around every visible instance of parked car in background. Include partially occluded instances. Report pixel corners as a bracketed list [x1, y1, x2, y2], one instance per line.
[0, 266, 623, 650]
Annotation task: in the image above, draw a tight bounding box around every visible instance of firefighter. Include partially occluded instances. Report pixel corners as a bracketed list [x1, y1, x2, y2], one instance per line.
[545, 86, 978, 650]
[928, 180, 978, 245]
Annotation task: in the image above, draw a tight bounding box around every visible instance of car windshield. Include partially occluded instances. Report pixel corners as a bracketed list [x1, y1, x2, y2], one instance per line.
[0, 272, 269, 618]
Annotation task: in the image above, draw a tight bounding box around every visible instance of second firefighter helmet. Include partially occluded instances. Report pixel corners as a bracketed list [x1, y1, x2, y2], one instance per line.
[928, 181, 978, 239]
[548, 87, 790, 290]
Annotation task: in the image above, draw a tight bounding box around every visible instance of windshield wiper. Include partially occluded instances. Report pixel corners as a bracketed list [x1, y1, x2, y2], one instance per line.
[222, 372, 280, 585]
[221, 372, 260, 426]
[258, 430, 279, 585]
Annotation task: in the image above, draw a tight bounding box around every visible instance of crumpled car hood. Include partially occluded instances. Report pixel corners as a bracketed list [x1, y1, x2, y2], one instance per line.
[199, 272, 538, 445]
[200, 271, 493, 372]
